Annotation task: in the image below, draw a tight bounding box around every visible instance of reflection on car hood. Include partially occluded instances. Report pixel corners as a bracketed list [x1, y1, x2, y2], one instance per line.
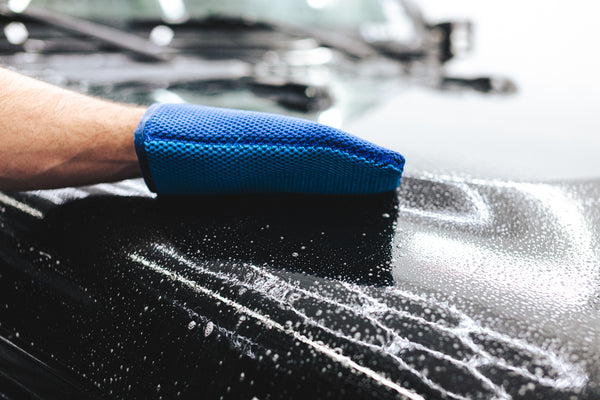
[347, 86, 600, 182]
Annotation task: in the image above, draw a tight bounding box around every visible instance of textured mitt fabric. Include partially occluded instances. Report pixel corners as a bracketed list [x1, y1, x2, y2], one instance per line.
[134, 103, 405, 195]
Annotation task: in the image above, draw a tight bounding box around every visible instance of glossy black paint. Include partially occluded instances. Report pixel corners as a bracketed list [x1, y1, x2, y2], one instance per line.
[2, 176, 599, 399]
[1, 189, 402, 399]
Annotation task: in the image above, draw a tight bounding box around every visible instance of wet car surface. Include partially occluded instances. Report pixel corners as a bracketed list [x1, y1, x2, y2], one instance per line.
[1, 1, 600, 399]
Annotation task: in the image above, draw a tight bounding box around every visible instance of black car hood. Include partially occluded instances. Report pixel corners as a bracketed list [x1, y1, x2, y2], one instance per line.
[1, 173, 599, 399]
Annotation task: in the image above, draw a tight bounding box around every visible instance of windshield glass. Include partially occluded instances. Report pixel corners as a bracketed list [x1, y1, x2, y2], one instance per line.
[20, 0, 418, 42]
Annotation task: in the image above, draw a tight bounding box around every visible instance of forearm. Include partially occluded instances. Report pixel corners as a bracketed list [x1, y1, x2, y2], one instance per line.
[0, 69, 406, 195]
[0, 68, 145, 191]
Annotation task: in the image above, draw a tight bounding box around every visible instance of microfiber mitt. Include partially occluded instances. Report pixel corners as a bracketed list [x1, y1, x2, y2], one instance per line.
[134, 103, 405, 195]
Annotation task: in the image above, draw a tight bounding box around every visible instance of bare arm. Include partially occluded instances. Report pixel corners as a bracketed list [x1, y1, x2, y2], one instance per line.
[0, 68, 146, 191]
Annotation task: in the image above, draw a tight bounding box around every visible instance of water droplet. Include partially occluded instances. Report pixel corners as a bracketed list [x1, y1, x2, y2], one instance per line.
[204, 321, 214, 337]
[291, 252, 299, 257]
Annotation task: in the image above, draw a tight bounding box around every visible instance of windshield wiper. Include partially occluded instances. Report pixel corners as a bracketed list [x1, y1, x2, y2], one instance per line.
[177, 14, 380, 60]
[167, 14, 431, 61]
[0, 5, 171, 62]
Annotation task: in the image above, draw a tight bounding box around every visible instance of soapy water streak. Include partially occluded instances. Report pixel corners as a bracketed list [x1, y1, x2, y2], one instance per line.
[130, 244, 587, 399]
[170, 298, 259, 359]
[398, 180, 492, 226]
[1, 180, 590, 398]
[129, 251, 425, 400]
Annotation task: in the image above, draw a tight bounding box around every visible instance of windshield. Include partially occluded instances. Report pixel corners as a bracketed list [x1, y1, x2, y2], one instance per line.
[15, 0, 419, 43]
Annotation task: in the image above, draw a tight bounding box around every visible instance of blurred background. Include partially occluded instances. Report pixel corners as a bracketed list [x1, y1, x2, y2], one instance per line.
[1, 0, 599, 181]
[353, 0, 600, 181]
[418, 0, 600, 91]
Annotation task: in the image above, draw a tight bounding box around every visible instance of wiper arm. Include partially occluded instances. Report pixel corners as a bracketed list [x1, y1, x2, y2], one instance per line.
[193, 14, 379, 60]
[0, 5, 171, 62]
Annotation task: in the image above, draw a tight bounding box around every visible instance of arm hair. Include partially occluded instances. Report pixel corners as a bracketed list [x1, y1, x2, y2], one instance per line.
[0, 68, 146, 190]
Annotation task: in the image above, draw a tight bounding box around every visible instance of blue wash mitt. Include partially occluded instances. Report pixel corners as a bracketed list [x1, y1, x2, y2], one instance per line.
[134, 103, 404, 195]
